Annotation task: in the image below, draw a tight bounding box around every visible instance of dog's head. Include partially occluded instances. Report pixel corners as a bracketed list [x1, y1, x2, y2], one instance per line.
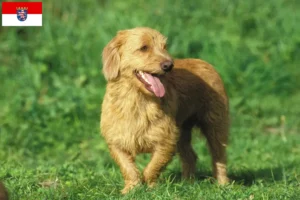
[102, 27, 173, 98]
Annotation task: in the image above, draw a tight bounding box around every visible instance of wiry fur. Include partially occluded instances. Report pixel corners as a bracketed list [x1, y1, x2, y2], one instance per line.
[100, 27, 229, 194]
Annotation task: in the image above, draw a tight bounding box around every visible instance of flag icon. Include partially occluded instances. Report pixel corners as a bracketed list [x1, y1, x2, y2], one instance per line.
[2, 2, 42, 26]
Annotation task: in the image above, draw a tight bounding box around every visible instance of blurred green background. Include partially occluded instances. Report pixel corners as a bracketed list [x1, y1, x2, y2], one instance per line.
[0, 0, 299, 199]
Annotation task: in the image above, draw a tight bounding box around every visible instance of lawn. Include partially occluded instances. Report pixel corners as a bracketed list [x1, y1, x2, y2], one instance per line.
[0, 0, 299, 199]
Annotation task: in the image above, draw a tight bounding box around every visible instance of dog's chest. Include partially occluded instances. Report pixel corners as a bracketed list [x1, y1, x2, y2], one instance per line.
[106, 98, 177, 154]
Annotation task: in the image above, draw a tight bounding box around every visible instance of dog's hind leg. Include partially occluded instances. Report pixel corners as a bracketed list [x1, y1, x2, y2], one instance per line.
[177, 120, 197, 179]
[109, 145, 141, 194]
[200, 114, 229, 185]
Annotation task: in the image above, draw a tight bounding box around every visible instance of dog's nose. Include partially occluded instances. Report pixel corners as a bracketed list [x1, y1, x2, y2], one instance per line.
[160, 60, 174, 72]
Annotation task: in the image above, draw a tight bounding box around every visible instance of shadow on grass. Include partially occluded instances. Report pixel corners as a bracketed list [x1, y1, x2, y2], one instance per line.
[164, 164, 293, 186]
[229, 166, 290, 186]
[163, 170, 212, 184]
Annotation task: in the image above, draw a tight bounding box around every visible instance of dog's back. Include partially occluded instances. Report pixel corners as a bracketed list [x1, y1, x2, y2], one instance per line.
[163, 59, 228, 127]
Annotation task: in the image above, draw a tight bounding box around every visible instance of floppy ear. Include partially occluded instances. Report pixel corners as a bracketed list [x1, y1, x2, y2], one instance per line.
[102, 31, 127, 81]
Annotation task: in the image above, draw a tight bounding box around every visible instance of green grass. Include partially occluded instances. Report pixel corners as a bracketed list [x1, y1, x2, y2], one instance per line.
[0, 0, 300, 199]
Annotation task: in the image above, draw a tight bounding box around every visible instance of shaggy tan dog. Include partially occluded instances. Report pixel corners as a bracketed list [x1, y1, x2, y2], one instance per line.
[100, 27, 229, 194]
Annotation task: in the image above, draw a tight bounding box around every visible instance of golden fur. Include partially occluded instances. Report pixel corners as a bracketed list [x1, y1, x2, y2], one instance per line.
[100, 27, 229, 194]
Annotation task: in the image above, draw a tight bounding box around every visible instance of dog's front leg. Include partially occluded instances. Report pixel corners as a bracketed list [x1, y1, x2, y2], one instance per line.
[143, 145, 175, 187]
[109, 145, 141, 194]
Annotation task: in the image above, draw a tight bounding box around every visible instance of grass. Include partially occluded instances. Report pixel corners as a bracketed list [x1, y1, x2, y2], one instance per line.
[0, 0, 300, 199]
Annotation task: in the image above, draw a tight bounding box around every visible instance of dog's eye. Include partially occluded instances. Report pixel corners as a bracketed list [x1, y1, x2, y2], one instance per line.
[163, 44, 167, 50]
[140, 45, 148, 52]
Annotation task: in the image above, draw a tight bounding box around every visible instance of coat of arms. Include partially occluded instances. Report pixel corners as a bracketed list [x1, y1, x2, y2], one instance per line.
[16, 7, 28, 21]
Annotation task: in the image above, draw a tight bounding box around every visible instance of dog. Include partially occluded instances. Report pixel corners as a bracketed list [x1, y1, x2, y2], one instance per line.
[100, 27, 229, 194]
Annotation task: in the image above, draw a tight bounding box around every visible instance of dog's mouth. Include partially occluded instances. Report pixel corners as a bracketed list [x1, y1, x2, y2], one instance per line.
[135, 70, 165, 98]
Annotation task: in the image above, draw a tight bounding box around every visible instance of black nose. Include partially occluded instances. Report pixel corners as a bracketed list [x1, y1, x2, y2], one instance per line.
[160, 60, 174, 72]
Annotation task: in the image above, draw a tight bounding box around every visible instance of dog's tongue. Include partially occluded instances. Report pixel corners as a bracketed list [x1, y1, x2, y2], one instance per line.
[144, 72, 165, 97]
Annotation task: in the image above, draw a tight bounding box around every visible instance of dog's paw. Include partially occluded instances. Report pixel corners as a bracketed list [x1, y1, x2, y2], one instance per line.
[218, 176, 230, 185]
[144, 181, 157, 192]
[121, 187, 131, 195]
[147, 181, 156, 188]
[121, 181, 141, 194]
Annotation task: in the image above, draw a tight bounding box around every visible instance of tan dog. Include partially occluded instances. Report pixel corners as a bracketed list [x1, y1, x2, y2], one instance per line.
[100, 27, 229, 194]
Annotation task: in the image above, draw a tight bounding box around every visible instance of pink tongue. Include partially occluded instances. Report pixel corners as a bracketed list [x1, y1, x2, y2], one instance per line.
[144, 73, 165, 97]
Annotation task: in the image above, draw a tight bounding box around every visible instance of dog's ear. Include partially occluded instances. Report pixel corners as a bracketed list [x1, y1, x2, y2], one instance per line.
[102, 31, 127, 81]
